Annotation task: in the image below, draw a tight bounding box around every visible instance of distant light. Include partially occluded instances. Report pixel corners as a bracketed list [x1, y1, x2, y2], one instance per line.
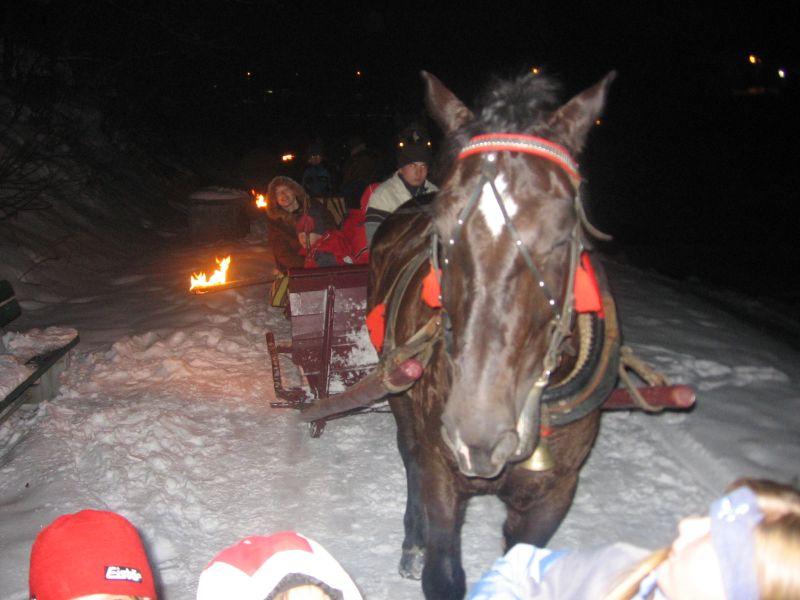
[398, 141, 405, 148]
[281, 154, 295, 162]
[356, 70, 363, 77]
[246, 71, 253, 78]
[778, 68, 786, 79]
[265, 89, 274, 95]
[595, 118, 602, 126]
[748, 54, 758, 64]
[426, 141, 432, 147]
[530, 66, 540, 75]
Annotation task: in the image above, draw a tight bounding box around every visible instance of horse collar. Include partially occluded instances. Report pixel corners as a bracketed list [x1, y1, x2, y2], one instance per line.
[458, 133, 581, 186]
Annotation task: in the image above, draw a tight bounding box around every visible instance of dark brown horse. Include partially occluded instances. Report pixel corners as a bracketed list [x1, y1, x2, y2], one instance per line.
[368, 70, 618, 599]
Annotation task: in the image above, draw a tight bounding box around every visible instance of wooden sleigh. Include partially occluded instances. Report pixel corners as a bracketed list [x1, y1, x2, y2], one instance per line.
[266, 264, 695, 437]
[266, 264, 383, 434]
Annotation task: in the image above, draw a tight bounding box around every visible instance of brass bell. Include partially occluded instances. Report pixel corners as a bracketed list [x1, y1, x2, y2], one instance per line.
[519, 438, 555, 472]
[519, 406, 555, 472]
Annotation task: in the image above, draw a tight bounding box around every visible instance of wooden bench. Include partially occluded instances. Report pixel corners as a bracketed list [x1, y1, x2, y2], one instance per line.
[0, 280, 80, 423]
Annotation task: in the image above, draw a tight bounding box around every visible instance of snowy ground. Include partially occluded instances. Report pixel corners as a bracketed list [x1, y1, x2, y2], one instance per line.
[1, 218, 799, 600]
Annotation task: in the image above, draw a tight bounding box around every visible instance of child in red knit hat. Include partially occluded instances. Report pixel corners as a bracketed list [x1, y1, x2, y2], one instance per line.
[29, 509, 157, 600]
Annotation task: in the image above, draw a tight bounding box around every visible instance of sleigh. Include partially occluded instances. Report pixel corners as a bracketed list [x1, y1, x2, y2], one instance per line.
[266, 262, 696, 438]
[266, 264, 384, 434]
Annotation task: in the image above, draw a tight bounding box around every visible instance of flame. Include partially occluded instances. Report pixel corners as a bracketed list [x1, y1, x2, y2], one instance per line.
[250, 188, 267, 209]
[190, 256, 231, 290]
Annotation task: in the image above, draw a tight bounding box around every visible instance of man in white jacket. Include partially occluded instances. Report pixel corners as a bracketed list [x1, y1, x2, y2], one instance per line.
[364, 126, 438, 245]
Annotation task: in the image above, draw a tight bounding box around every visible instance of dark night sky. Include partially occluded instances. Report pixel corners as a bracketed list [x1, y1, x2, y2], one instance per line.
[6, 1, 800, 301]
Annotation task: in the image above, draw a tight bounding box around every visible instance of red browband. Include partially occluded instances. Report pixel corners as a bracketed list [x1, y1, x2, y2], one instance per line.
[458, 133, 580, 184]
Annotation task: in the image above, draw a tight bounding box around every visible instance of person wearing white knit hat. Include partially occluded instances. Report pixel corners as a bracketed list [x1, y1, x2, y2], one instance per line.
[197, 531, 362, 600]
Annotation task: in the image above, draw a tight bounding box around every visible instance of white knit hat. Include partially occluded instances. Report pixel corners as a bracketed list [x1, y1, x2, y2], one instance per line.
[196, 532, 362, 600]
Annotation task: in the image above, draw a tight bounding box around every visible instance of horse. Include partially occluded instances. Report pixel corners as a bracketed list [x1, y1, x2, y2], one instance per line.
[367, 69, 618, 599]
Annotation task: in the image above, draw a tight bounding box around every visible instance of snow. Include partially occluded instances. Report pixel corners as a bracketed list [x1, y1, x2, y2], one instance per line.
[2, 326, 79, 360]
[0, 327, 79, 398]
[0, 355, 33, 399]
[1, 154, 799, 600]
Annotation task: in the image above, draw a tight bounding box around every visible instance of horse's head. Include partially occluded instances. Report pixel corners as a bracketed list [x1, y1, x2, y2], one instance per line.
[423, 70, 615, 477]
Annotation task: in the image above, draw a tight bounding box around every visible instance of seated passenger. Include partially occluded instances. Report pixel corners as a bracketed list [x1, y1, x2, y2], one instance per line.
[266, 176, 336, 273]
[335, 182, 380, 266]
[364, 125, 438, 245]
[197, 531, 363, 600]
[293, 180, 375, 268]
[467, 477, 800, 600]
[295, 212, 352, 268]
[339, 135, 383, 211]
[301, 138, 333, 199]
[29, 509, 157, 600]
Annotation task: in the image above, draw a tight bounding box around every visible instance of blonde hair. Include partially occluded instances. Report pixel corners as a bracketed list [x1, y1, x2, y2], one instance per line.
[274, 584, 332, 600]
[604, 478, 800, 600]
[728, 478, 800, 600]
[602, 547, 670, 600]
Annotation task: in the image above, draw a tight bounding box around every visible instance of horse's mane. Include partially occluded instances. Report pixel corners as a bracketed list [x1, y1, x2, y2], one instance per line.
[471, 74, 561, 135]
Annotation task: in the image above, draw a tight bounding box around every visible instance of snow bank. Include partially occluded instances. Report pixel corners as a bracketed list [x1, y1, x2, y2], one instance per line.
[0, 236, 797, 600]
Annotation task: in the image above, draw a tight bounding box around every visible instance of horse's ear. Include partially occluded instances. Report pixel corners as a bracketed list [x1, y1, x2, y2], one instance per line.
[547, 70, 617, 155]
[422, 71, 474, 134]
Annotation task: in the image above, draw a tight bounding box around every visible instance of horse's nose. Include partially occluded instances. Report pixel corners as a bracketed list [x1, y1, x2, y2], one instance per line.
[440, 425, 518, 478]
[490, 430, 519, 466]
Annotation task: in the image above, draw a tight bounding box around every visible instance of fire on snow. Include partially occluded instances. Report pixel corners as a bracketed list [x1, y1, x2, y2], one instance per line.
[190, 256, 231, 290]
[251, 189, 267, 209]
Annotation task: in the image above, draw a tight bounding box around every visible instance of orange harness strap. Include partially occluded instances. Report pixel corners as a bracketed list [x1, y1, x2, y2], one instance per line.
[368, 252, 603, 352]
[574, 252, 604, 316]
[421, 264, 443, 308]
[366, 303, 386, 352]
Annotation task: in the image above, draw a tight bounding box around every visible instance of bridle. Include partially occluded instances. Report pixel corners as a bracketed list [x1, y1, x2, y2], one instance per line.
[431, 132, 586, 462]
[435, 134, 582, 314]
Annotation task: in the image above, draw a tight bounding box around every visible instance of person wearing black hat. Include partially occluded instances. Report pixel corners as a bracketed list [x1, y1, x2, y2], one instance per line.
[363, 126, 438, 245]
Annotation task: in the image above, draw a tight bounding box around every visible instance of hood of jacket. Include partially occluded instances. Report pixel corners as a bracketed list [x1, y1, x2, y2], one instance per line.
[266, 176, 309, 223]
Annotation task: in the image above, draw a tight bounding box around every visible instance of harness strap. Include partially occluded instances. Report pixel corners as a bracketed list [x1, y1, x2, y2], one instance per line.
[575, 191, 613, 242]
[383, 250, 432, 353]
[458, 133, 581, 186]
[381, 314, 442, 393]
[545, 290, 621, 426]
[617, 345, 670, 412]
[486, 165, 563, 317]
